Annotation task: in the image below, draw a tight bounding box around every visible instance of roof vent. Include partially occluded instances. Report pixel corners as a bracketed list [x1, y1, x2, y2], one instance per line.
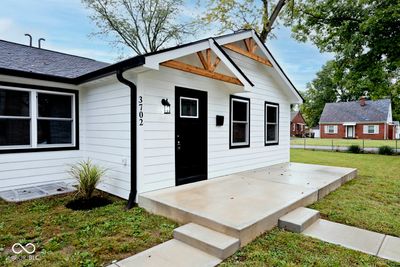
[38, 38, 46, 49]
[359, 96, 366, 106]
[23, 34, 46, 48]
[24, 33, 32, 47]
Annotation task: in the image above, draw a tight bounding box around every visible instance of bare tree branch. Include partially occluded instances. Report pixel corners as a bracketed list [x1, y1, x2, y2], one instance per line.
[82, 0, 193, 55]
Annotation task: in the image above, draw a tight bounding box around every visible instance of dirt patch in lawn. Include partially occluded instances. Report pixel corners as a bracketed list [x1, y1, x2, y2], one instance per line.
[66, 196, 113, 210]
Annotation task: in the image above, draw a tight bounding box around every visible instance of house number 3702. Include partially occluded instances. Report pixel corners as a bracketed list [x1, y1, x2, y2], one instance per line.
[138, 96, 144, 126]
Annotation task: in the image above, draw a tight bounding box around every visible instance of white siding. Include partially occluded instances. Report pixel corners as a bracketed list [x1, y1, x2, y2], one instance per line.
[0, 77, 82, 191]
[137, 49, 291, 193]
[0, 75, 132, 199]
[80, 76, 132, 199]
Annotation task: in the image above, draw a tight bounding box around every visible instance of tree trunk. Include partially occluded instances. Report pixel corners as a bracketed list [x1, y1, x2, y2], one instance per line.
[259, 0, 288, 42]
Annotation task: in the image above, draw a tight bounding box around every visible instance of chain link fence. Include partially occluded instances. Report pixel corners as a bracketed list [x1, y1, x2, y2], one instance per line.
[291, 138, 400, 153]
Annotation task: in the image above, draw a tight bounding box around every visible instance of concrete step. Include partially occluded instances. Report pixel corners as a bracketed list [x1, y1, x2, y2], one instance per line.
[278, 207, 320, 233]
[113, 239, 221, 267]
[174, 223, 240, 259]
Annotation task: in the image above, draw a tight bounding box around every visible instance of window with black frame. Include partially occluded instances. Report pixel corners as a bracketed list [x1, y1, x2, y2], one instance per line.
[37, 93, 73, 145]
[0, 89, 31, 147]
[230, 96, 250, 148]
[0, 86, 76, 151]
[265, 102, 279, 145]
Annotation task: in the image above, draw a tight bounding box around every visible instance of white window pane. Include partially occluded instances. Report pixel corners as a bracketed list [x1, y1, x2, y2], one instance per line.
[180, 97, 198, 118]
[0, 119, 31, 146]
[266, 106, 277, 123]
[233, 123, 247, 143]
[0, 89, 30, 117]
[37, 120, 72, 145]
[232, 100, 248, 122]
[38, 93, 72, 118]
[267, 124, 277, 141]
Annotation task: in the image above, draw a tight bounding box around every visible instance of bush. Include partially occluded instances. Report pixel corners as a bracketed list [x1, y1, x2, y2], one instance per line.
[378, 146, 394, 155]
[69, 159, 106, 199]
[348, 145, 361, 154]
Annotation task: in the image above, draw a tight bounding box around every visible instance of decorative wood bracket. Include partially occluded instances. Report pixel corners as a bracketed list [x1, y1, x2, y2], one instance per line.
[160, 59, 242, 85]
[160, 49, 241, 85]
[223, 38, 273, 67]
[196, 49, 221, 72]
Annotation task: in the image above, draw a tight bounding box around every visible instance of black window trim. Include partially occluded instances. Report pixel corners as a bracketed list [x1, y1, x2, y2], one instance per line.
[229, 95, 250, 149]
[264, 101, 279, 146]
[0, 81, 79, 154]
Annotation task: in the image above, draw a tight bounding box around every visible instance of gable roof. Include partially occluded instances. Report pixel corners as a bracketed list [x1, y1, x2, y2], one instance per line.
[319, 99, 391, 123]
[0, 30, 303, 102]
[0, 40, 109, 79]
[290, 111, 298, 121]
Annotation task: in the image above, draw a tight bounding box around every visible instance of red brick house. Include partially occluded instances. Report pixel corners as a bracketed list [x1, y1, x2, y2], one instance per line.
[290, 111, 306, 137]
[319, 98, 397, 140]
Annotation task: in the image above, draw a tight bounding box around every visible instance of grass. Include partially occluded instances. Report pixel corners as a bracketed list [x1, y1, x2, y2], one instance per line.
[0, 191, 177, 267]
[291, 137, 399, 148]
[2, 151, 399, 266]
[222, 228, 398, 267]
[223, 150, 400, 266]
[292, 149, 400, 237]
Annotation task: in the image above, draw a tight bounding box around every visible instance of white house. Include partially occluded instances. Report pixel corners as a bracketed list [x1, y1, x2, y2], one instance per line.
[0, 30, 303, 207]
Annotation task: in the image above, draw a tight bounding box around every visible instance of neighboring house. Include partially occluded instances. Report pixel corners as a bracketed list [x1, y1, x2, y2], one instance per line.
[0, 30, 303, 206]
[290, 111, 306, 137]
[319, 97, 396, 140]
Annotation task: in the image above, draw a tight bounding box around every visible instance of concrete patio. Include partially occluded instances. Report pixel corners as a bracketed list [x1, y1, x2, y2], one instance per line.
[139, 162, 357, 247]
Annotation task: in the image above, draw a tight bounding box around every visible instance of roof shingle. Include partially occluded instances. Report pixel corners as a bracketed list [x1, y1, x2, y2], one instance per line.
[319, 99, 391, 123]
[0, 40, 109, 79]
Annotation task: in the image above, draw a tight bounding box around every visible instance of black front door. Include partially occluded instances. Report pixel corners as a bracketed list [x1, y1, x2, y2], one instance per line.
[175, 87, 207, 186]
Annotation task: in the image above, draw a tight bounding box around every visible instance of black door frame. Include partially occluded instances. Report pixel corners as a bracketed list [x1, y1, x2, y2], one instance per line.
[175, 86, 208, 186]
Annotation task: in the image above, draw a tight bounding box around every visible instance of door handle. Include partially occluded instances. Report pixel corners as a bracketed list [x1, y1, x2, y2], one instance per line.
[177, 140, 181, 151]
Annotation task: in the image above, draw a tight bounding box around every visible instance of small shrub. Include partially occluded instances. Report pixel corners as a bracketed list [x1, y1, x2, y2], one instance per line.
[348, 145, 361, 154]
[69, 159, 106, 199]
[378, 146, 394, 155]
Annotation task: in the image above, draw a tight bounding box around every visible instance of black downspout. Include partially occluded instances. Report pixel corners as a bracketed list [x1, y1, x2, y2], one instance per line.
[116, 69, 137, 209]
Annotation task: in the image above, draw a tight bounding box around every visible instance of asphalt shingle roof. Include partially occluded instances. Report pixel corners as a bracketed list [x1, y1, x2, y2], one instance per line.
[0, 40, 110, 79]
[319, 99, 391, 123]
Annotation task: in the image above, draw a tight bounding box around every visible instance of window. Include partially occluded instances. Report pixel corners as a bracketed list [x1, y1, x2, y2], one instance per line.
[325, 125, 338, 134]
[230, 96, 250, 148]
[0, 89, 31, 146]
[363, 125, 379, 134]
[38, 93, 73, 145]
[265, 102, 279, 145]
[180, 97, 198, 118]
[0, 85, 77, 152]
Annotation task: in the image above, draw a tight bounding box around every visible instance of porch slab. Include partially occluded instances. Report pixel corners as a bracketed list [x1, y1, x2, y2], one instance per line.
[139, 163, 356, 246]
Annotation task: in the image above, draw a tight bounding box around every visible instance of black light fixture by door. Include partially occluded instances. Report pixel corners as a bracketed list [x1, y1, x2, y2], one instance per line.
[161, 98, 171, 114]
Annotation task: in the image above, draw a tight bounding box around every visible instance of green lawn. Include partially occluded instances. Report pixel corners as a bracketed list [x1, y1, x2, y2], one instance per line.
[293, 149, 400, 237]
[0, 192, 177, 267]
[291, 137, 399, 149]
[223, 150, 400, 266]
[2, 151, 399, 266]
[222, 228, 397, 267]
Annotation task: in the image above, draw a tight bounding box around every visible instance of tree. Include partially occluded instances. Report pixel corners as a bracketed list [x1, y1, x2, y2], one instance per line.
[285, 0, 400, 120]
[82, 0, 193, 55]
[198, 0, 294, 42]
[301, 61, 342, 127]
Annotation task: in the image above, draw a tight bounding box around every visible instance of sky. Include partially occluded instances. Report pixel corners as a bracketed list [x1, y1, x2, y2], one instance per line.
[0, 0, 332, 91]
